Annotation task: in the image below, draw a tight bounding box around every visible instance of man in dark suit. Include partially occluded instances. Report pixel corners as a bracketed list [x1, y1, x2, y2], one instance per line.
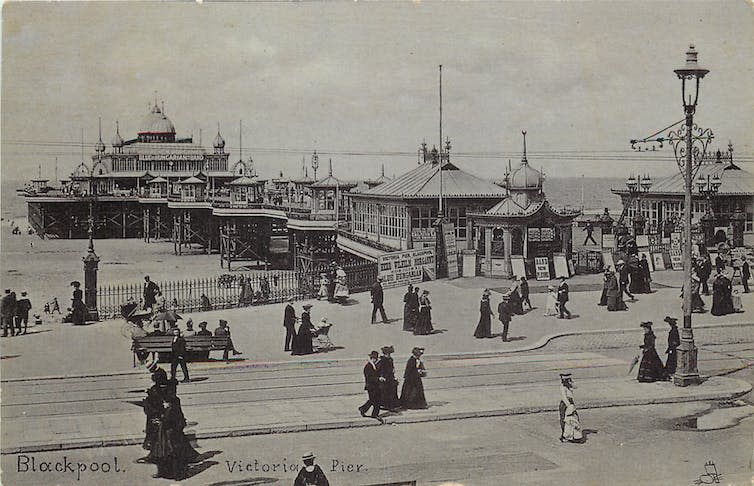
[283, 298, 297, 351]
[1, 289, 15, 337]
[195, 321, 212, 359]
[370, 277, 388, 324]
[170, 328, 190, 383]
[358, 351, 384, 422]
[215, 319, 242, 360]
[15, 291, 32, 335]
[557, 277, 572, 319]
[497, 294, 513, 342]
[742, 259, 750, 293]
[143, 276, 159, 310]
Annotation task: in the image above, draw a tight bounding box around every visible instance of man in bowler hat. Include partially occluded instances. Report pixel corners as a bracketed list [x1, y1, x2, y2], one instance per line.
[358, 351, 384, 423]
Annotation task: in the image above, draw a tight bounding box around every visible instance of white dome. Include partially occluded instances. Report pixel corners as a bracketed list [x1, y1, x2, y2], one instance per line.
[139, 104, 175, 134]
[509, 161, 543, 190]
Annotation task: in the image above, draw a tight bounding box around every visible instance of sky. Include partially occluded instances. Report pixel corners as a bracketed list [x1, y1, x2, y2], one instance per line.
[2, 1, 753, 183]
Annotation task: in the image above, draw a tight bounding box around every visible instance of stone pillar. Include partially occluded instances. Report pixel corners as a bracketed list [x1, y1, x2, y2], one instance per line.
[503, 228, 512, 278]
[484, 226, 492, 276]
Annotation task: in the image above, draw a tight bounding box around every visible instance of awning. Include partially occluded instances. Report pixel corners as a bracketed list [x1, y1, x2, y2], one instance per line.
[336, 235, 387, 263]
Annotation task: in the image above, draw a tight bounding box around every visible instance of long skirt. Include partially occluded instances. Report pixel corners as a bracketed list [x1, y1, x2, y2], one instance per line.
[400, 377, 427, 409]
[71, 300, 87, 325]
[607, 294, 627, 311]
[691, 293, 706, 312]
[403, 305, 416, 331]
[473, 313, 492, 338]
[381, 379, 400, 410]
[637, 348, 666, 382]
[563, 412, 583, 442]
[598, 287, 608, 306]
[413, 308, 433, 335]
[335, 283, 349, 300]
[665, 348, 678, 375]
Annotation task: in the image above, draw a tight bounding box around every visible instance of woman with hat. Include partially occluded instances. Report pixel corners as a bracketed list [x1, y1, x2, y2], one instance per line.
[402, 284, 418, 332]
[558, 373, 582, 443]
[413, 290, 434, 335]
[294, 452, 329, 486]
[605, 269, 626, 312]
[637, 321, 667, 382]
[544, 285, 558, 317]
[711, 269, 734, 316]
[473, 289, 493, 338]
[664, 316, 680, 376]
[70, 281, 87, 325]
[400, 347, 427, 409]
[291, 304, 316, 355]
[598, 268, 611, 306]
[377, 345, 400, 411]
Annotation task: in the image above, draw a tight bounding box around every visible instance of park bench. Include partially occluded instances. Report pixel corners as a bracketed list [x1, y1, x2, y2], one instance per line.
[132, 335, 232, 366]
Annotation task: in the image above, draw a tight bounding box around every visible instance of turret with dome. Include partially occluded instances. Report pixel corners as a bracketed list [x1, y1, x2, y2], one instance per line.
[137, 102, 176, 142]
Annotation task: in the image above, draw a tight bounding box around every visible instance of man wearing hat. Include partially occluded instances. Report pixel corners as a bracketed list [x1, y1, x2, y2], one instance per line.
[557, 276, 571, 319]
[14, 291, 32, 335]
[498, 292, 513, 341]
[377, 345, 400, 411]
[370, 277, 388, 324]
[143, 275, 159, 311]
[196, 321, 211, 336]
[616, 260, 634, 302]
[215, 319, 242, 360]
[283, 297, 297, 352]
[170, 328, 190, 383]
[664, 316, 680, 376]
[359, 351, 384, 422]
[1, 289, 15, 337]
[293, 452, 329, 486]
[558, 373, 577, 442]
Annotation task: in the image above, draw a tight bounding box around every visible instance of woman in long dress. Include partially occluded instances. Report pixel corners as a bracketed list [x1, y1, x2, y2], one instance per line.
[638, 255, 652, 293]
[400, 347, 427, 409]
[70, 281, 87, 325]
[317, 274, 329, 301]
[711, 272, 734, 316]
[402, 285, 415, 331]
[598, 269, 610, 306]
[151, 393, 199, 479]
[544, 286, 558, 317]
[413, 291, 434, 335]
[377, 346, 400, 411]
[291, 304, 316, 355]
[558, 373, 582, 443]
[637, 321, 667, 382]
[334, 267, 350, 303]
[606, 271, 627, 311]
[473, 290, 493, 338]
[664, 316, 680, 376]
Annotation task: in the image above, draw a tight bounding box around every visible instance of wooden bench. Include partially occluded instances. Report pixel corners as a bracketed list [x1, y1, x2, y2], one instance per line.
[132, 335, 232, 366]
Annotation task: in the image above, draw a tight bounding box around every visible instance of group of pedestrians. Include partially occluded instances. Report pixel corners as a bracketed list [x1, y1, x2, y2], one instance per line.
[284, 299, 333, 356]
[689, 252, 748, 316]
[359, 346, 428, 423]
[318, 262, 350, 304]
[1, 288, 32, 337]
[635, 317, 680, 382]
[401, 283, 433, 335]
[140, 361, 200, 480]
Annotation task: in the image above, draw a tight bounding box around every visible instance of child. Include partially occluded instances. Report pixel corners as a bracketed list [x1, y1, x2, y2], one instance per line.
[544, 285, 558, 317]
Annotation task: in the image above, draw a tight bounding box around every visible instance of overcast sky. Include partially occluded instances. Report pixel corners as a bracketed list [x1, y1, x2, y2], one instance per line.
[2, 1, 753, 183]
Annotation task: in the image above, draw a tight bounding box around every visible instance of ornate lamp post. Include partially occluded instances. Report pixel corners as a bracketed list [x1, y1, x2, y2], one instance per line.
[630, 44, 714, 386]
[82, 205, 100, 321]
[697, 173, 721, 246]
[625, 173, 652, 235]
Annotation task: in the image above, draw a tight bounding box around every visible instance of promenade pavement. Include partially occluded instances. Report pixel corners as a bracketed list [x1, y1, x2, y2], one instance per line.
[1, 270, 751, 379]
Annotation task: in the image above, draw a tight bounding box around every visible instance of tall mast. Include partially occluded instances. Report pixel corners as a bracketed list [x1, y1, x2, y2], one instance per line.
[438, 64, 443, 217]
[239, 120, 243, 163]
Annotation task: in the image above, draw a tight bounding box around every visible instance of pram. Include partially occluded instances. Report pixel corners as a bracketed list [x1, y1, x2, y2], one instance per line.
[312, 321, 336, 352]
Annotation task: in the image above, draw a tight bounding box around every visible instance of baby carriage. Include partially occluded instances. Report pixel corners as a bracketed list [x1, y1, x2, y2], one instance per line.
[312, 318, 336, 352]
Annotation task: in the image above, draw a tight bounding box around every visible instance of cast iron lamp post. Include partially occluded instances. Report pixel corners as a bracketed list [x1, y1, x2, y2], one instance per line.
[625, 173, 652, 235]
[630, 44, 714, 386]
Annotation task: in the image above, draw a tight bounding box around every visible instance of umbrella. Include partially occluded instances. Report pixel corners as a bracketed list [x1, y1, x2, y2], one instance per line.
[627, 352, 641, 375]
[153, 310, 182, 322]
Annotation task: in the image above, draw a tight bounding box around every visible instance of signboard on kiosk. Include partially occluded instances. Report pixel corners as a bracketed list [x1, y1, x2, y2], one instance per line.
[378, 248, 436, 289]
[535, 257, 550, 281]
[441, 222, 459, 279]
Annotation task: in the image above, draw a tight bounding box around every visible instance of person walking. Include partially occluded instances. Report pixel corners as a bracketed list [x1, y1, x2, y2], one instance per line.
[283, 298, 297, 352]
[598, 268, 610, 306]
[637, 322, 667, 382]
[327, 262, 338, 303]
[711, 270, 734, 316]
[638, 254, 652, 293]
[169, 328, 190, 383]
[520, 277, 532, 311]
[400, 347, 427, 409]
[291, 304, 316, 356]
[473, 289, 493, 338]
[557, 277, 572, 319]
[413, 290, 434, 335]
[616, 260, 634, 302]
[370, 277, 388, 324]
[664, 316, 680, 376]
[1, 289, 14, 337]
[51, 296, 61, 314]
[498, 293, 513, 341]
[377, 345, 400, 412]
[509, 280, 524, 315]
[294, 452, 330, 486]
[214, 319, 243, 360]
[558, 373, 582, 443]
[606, 269, 627, 311]
[14, 291, 31, 335]
[741, 258, 750, 293]
[544, 285, 558, 317]
[402, 285, 415, 331]
[143, 276, 159, 311]
[358, 351, 384, 422]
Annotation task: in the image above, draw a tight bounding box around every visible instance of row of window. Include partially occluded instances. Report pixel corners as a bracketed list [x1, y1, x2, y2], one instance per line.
[627, 199, 754, 232]
[352, 202, 407, 239]
[109, 158, 227, 173]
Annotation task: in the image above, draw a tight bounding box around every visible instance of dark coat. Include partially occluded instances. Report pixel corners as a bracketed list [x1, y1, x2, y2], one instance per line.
[557, 282, 569, 303]
[370, 282, 384, 305]
[363, 361, 380, 391]
[283, 304, 296, 328]
[743, 261, 751, 280]
[144, 281, 159, 306]
[294, 465, 330, 486]
[15, 298, 31, 318]
[171, 336, 187, 360]
[497, 300, 512, 324]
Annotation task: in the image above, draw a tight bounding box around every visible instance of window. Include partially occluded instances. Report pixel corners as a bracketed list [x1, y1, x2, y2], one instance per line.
[378, 204, 406, 239]
[412, 207, 438, 229]
[746, 213, 753, 232]
[448, 206, 467, 239]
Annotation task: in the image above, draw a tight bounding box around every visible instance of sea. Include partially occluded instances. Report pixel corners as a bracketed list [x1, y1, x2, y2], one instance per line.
[1, 176, 623, 229]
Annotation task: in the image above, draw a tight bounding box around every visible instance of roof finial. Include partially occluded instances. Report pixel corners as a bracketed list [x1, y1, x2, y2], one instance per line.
[115, 120, 120, 135]
[98, 117, 102, 142]
[521, 130, 528, 164]
[328, 158, 333, 177]
[381, 163, 385, 177]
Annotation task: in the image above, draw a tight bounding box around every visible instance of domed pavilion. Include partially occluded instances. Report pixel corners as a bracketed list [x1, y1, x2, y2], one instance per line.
[468, 132, 581, 278]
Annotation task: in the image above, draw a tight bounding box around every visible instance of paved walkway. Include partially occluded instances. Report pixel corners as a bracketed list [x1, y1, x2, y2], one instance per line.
[1, 272, 751, 379]
[2, 374, 749, 454]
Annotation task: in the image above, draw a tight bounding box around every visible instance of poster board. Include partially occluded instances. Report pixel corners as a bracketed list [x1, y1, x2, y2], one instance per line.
[638, 250, 654, 272]
[567, 258, 575, 276]
[669, 249, 683, 271]
[602, 251, 615, 271]
[636, 235, 649, 248]
[535, 257, 550, 281]
[553, 253, 570, 278]
[602, 233, 615, 250]
[652, 252, 665, 271]
[670, 232, 682, 250]
[378, 248, 436, 289]
[441, 223, 459, 279]
[511, 255, 526, 279]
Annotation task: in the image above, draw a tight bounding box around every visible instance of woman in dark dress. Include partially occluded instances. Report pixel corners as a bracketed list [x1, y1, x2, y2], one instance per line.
[711, 272, 734, 316]
[291, 304, 316, 355]
[151, 392, 199, 479]
[638, 255, 652, 293]
[664, 316, 680, 376]
[400, 347, 427, 409]
[598, 269, 610, 306]
[377, 346, 400, 411]
[413, 291, 433, 335]
[637, 321, 667, 382]
[141, 385, 164, 462]
[473, 290, 493, 338]
[606, 271, 626, 311]
[402, 285, 415, 331]
[70, 281, 87, 325]
[508, 284, 524, 315]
